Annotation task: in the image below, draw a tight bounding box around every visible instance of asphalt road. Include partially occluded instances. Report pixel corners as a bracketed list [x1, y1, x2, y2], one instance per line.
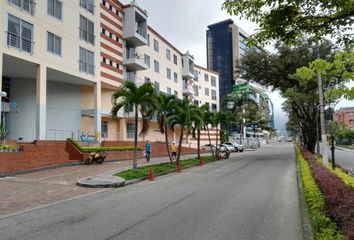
[0, 143, 301, 240]
[329, 148, 354, 170]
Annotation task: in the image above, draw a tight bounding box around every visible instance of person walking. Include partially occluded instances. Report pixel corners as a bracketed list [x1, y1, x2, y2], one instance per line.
[145, 140, 152, 162]
[170, 141, 178, 161]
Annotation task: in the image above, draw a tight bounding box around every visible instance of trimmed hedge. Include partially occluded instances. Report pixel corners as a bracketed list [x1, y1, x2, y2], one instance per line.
[116, 156, 217, 181]
[0, 145, 17, 150]
[67, 138, 142, 153]
[295, 144, 344, 240]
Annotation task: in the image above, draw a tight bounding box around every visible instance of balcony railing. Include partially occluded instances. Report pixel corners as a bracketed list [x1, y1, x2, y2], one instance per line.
[125, 49, 142, 59]
[136, 26, 147, 39]
[79, 28, 95, 45]
[8, 0, 36, 15]
[6, 31, 34, 54]
[80, 0, 94, 14]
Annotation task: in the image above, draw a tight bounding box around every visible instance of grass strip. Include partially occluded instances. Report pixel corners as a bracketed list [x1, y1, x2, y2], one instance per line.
[116, 156, 217, 181]
[295, 144, 344, 240]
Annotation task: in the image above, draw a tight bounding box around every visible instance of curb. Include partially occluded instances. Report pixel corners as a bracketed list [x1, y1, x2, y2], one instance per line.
[335, 146, 354, 153]
[294, 150, 314, 240]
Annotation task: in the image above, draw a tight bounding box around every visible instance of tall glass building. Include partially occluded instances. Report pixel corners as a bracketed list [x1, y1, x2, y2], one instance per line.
[206, 19, 249, 104]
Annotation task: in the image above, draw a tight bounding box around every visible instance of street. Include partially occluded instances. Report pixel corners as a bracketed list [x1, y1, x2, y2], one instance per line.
[0, 143, 301, 240]
[330, 147, 354, 170]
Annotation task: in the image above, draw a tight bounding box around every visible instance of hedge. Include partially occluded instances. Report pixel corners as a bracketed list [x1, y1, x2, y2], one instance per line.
[67, 138, 142, 153]
[0, 145, 18, 150]
[295, 144, 344, 240]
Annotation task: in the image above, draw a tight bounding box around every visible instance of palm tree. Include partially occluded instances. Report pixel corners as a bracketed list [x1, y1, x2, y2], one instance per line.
[167, 98, 202, 166]
[155, 93, 177, 163]
[202, 106, 217, 156]
[111, 81, 156, 169]
[191, 105, 205, 160]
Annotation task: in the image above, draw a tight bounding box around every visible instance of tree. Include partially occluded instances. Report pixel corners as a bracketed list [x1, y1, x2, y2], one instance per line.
[167, 99, 202, 166]
[222, 0, 354, 46]
[155, 93, 178, 163]
[202, 104, 216, 156]
[111, 81, 156, 169]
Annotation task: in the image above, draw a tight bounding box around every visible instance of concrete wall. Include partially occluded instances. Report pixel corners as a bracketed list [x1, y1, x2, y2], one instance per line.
[6, 78, 81, 141]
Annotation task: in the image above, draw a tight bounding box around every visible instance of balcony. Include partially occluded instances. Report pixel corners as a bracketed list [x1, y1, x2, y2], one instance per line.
[6, 31, 34, 54]
[8, 0, 36, 15]
[123, 48, 148, 71]
[183, 82, 195, 96]
[182, 52, 195, 79]
[123, 4, 148, 47]
[79, 28, 95, 45]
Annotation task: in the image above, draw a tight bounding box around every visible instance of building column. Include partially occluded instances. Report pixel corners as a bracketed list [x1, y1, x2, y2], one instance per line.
[36, 64, 47, 140]
[94, 81, 101, 142]
[0, 53, 3, 127]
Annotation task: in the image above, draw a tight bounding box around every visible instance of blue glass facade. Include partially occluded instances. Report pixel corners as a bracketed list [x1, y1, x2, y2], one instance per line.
[207, 19, 235, 104]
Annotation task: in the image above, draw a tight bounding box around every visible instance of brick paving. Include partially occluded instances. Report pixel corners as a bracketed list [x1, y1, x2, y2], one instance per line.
[0, 154, 206, 217]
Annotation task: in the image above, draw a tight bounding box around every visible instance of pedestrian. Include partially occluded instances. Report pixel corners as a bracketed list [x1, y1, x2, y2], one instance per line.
[145, 140, 152, 162]
[170, 141, 177, 161]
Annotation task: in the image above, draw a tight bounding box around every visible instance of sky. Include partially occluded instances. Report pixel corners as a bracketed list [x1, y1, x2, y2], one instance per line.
[122, 0, 353, 136]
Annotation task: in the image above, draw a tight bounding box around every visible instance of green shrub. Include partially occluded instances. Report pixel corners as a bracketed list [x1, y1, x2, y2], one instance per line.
[0, 145, 17, 150]
[295, 144, 344, 240]
[67, 138, 142, 153]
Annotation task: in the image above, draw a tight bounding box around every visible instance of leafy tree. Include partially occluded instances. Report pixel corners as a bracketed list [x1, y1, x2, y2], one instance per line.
[222, 0, 354, 46]
[155, 94, 178, 163]
[167, 99, 202, 166]
[111, 81, 156, 169]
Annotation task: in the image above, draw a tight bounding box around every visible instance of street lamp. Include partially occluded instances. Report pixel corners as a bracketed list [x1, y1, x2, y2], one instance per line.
[0, 91, 7, 127]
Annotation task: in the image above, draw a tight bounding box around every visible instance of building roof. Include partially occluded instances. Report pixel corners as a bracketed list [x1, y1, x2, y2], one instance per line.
[207, 19, 234, 28]
[194, 64, 219, 75]
[148, 26, 183, 55]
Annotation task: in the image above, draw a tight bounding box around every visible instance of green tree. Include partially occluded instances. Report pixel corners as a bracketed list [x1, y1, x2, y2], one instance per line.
[167, 99, 202, 166]
[222, 0, 354, 46]
[111, 81, 156, 169]
[155, 93, 178, 163]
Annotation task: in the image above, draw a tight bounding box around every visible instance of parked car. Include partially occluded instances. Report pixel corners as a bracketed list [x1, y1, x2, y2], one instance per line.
[221, 143, 236, 152]
[201, 143, 215, 151]
[215, 144, 228, 152]
[223, 142, 245, 152]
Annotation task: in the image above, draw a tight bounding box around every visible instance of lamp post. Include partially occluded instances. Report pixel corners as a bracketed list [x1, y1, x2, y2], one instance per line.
[0, 91, 7, 127]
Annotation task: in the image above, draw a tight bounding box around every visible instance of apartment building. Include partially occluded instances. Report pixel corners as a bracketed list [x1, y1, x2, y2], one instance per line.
[333, 107, 354, 131]
[0, 0, 219, 144]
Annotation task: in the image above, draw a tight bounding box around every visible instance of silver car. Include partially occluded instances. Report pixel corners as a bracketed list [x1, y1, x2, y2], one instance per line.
[224, 142, 245, 152]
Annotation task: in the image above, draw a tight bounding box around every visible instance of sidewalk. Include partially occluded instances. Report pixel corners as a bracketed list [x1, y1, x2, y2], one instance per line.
[0, 153, 207, 217]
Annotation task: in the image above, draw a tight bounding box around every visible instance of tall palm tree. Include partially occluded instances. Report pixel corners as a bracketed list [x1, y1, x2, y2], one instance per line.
[191, 105, 205, 160]
[155, 93, 177, 163]
[111, 81, 156, 169]
[167, 99, 202, 166]
[202, 106, 216, 156]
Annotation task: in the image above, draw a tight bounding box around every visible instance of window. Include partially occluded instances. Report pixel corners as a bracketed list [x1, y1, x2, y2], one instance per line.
[173, 54, 177, 65]
[47, 32, 61, 55]
[79, 47, 94, 75]
[144, 77, 150, 83]
[154, 81, 160, 92]
[204, 74, 209, 82]
[193, 85, 199, 96]
[166, 49, 171, 60]
[205, 88, 209, 96]
[48, 0, 62, 19]
[211, 76, 216, 86]
[126, 123, 136, 139]
[101, 121, 108, 138]
[147, 34, 150, 46]
[80, 0, 94, 14]
[80, 15, 95, 45]
[174, 90, 178, 97]
[9, 0, 35, 15]
[212, 103, 217, 112]
[167, 87, 172, 95]
[153, 39, 159, 52]
[166, 68, 171, 79]
[7, 14, 33, 53]
[144, 54, 150, 68]
[154, 60, 159, 73]
[173, 72, 178, 83]
[211, 89, 217, 100]
[194, 100, 199, 106]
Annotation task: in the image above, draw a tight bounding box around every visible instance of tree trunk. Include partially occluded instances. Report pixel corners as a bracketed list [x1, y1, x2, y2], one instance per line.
[164, 123, 172, 163]
[176, 127, 184, 166]
[206, 125, 214, 156]
[197, 128, 200, 159]
[133, 105, 138, 169]
[215, 126, 219, 157]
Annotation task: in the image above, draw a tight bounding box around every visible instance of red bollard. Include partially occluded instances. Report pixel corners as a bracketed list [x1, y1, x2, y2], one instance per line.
[177, 161, 182, 173]
[199, 158, 204, 166]
[148, 167, 155, 181]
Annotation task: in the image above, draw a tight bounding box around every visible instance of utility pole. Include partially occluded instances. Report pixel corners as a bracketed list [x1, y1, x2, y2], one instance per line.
[317, 41, 329, 165]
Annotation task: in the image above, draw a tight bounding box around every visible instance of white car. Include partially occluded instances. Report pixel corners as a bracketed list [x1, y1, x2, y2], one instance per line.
[221, 143, 236, 152]
[223, 142, 245, 152]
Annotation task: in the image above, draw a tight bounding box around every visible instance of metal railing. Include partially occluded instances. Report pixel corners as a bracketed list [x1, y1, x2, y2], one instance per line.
[79, 60, 95, 75]
[80, 0, 94, 14]
[136, 27, 147, 38]
[125, 48, 142, 59]
[6, 31, 34, 54]
[8, 0, 36, 15]
[79, 28, 95, 45]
